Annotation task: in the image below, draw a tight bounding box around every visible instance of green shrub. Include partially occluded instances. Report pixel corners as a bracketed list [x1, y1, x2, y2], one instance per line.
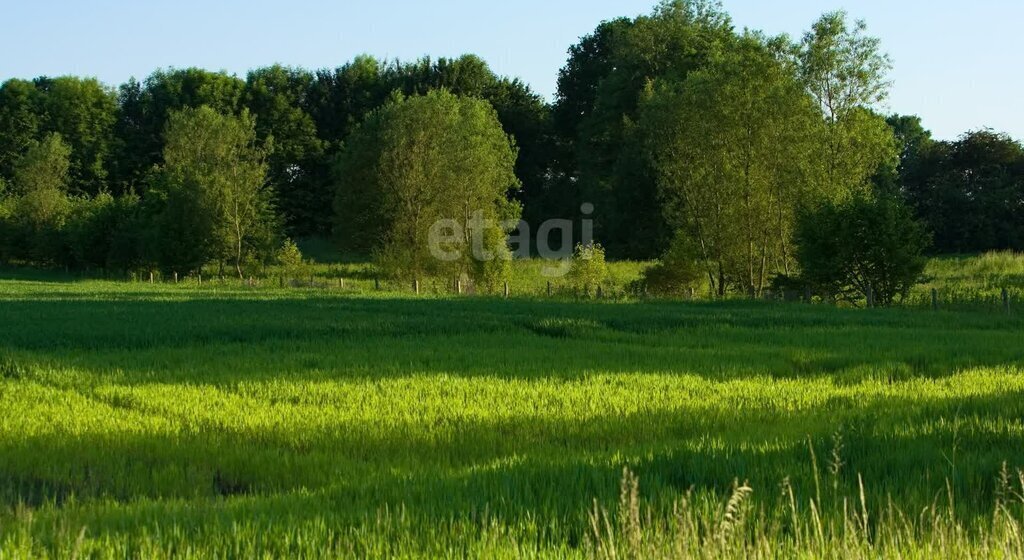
[471, 225, 512, 294]
[276, 238, 310, 279]
[641, 234, 701, 296]
[569, 242, 608, 294]
[796, 194, 930, 306]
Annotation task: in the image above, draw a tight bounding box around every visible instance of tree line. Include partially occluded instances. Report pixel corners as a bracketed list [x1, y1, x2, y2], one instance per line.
[0, 53, 548, 277]
[0, 0, 1021, 299]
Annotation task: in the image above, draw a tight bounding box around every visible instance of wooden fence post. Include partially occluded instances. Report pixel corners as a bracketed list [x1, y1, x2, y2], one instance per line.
[596, 285, 603, 299]
[375, 278, 380, 291]
[503, 281, 509, 299]
[1003, 288, 1011, 314]
[865, 284, 874, 308]
[414, 279, 420, 295]
[173, 272, 178, 284]
[456, 279, 462, 295]
[931, 288, 938, 311]
[198, 273, 202, 286]
[547, 281, 552, 297]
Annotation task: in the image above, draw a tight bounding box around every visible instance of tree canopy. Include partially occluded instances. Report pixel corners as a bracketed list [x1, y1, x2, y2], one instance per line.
[552, 0, 734, 259]
[897, 128, 1024, 253]
[333, 90, 519, 284]
[149, 106, 274, 276]
[642, 33, 824, 296]
[0, 2, 1019, 290]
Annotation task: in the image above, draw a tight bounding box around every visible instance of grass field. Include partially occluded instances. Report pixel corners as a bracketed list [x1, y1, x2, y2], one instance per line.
[55, 248, 1024, 307]
[2, 260, 1024, 557]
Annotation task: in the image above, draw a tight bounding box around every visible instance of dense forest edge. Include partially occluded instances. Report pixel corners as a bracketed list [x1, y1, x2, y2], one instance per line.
[1, 0, 1022, 304]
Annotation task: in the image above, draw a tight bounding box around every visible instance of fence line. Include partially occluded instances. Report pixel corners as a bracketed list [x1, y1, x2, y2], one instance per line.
[175, 274, 1016, 313]
[1, 264, 1017, 314]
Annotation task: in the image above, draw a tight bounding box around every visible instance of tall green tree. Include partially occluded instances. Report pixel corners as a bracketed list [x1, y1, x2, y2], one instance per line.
[333, 90, 520, 283]
[386, 55, 552, 238]
[33, 77, 118, 195]
[548, 18, 629, 238]
[7, 133, 72, 263]
[114, 69, 246, 191]
[901, 130, 1024, 253]
[308, 55, 391, 148]
[553, 1, 734, 258]
[11, 133, 71, 197]
[308, 55, 550, 240]
[109, 78, 148, 192]
[0, 79, 41, 184]
[797, 11, 897, 198]
[244, 65, 325, 234]
[874, 114, 934, 196]
[151, 107, 275, 276]
[643, 34, 822, 296]
[481, 78, 552, 236]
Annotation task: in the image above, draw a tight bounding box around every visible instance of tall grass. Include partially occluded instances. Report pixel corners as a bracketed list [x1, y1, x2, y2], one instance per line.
[907, 251, 1024, 309]
[0, 273, 1023, 556]
[586, 464, 1024, 559]
[5, 250, 1024, 307]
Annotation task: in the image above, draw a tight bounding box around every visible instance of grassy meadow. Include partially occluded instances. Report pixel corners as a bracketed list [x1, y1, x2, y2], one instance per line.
[1, 255, 1024, 557]
[79, 245, 1024, 307]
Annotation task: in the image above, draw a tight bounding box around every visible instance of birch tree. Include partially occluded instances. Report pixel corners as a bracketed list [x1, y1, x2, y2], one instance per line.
[157, 106, 275, 276]
[798, 11, 898, 198]
[642, 34, 821, 296]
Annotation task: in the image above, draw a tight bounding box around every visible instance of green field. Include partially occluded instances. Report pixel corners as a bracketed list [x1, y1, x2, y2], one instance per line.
[2, 264, 1024, 558]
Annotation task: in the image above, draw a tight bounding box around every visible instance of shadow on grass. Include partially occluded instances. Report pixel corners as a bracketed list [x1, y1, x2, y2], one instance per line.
[1, 295, 1023, 383]
[3, 289, 1024, 547]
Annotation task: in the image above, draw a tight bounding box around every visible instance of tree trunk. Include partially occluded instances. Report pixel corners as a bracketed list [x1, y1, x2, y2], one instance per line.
[234, 219, 244, 280]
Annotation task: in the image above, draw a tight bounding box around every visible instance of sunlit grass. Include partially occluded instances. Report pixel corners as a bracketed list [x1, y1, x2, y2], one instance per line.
[1, 263, 1023, 556]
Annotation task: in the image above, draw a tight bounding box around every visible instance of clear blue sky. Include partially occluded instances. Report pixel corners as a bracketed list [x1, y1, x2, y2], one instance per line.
[1, 0, 1020, 140]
